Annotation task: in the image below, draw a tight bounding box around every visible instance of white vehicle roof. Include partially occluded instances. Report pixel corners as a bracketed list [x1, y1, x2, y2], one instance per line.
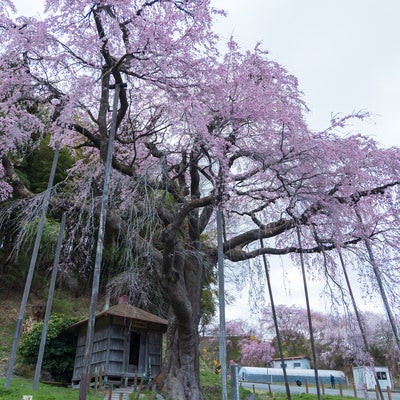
[239, 367, 346, 378]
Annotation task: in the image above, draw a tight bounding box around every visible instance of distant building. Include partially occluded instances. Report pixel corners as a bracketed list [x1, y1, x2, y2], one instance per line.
[66, 296, 168, 387]
[353, 366, 392, 390]
[272, 356, 311, 369]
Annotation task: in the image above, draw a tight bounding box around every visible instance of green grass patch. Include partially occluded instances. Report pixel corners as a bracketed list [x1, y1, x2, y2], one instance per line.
[249, 391, 354, 400]
[200, 370, 356, 400]
[200, 369, 263, 399]
[293, 395, 353, 400]
[51, 290, 91, 317]
[0, 375, 355, 400]
[300, 395, 354, 400]
[0, 377, 104, 400]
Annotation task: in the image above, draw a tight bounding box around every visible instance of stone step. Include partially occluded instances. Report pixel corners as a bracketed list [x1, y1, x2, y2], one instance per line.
[103, 386, 134, 400]
[103, 384, 163, 400]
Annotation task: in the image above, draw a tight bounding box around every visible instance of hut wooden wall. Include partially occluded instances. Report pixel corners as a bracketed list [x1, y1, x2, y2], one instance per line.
[71, 322, 163, 385]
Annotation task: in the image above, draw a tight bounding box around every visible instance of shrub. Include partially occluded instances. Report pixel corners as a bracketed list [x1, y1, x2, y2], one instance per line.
[18, 315, 79, 382]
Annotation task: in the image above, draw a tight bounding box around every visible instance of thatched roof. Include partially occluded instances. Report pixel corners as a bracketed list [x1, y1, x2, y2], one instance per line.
[66, 303, 168, 332]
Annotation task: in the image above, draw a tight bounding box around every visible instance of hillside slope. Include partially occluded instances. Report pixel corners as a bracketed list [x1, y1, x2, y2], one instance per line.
[0, 286, 92, 376]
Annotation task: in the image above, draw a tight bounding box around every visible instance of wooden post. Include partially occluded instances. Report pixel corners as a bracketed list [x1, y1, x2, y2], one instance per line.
[136, 379, 144, 399]
[87, 372, 92, 391]
[99, 367, 103, 388]
[107, 385, 113, 400]
[352, 382, 358, 398]
[375, 385, 379, 400]
[339, 381, 343, 396]
[268, 383, 272, 396]
[252, 384, 255, 393]
[119, 393, 123, 400]
[151, 384, 157, 400]
[134, 372, 138, 390]
[388, 386, 392, 400]
[305, 379, 309, 393]
[321, 381, 325, 395]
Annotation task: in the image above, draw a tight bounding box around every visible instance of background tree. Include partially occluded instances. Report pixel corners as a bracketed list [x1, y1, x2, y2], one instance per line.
[203, 319, 274, 368]
[239, 337, 274, 367]
[362, 312, 400, 379]
[1, 1, 400, 399]
[260, 304, 400, 380]
[262, 305, 313, 359]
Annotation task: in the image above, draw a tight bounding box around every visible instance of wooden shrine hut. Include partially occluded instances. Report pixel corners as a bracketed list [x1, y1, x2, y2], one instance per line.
[66, 296, 168, 386]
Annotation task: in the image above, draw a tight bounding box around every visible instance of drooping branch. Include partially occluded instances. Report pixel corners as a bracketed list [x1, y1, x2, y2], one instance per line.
[334, 181, 400, 206]
[224, 237, 362, 262]
[224, 179, 400, 261]
[224, 218, 295, 251]
[105, 204, 164, 267]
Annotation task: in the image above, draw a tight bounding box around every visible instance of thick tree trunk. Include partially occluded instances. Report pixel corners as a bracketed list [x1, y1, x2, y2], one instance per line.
[155, 240, 209, 400]
[157, 314, 204, 400]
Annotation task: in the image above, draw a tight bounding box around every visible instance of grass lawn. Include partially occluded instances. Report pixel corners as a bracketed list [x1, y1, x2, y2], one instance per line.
[0, 372, 255, 400]
[0, 377, 104, 400]
[201, 369, 264, 399]
[0, 373, 355, 400]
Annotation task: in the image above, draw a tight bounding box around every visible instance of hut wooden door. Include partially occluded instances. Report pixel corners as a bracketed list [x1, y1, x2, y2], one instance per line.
[128, 331, 146, 374]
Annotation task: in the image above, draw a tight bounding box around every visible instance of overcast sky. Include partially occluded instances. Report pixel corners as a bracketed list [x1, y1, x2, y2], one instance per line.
[212, 0, 400, 320]
[212, 0, 400, 150]
[11, 0, 397, 319]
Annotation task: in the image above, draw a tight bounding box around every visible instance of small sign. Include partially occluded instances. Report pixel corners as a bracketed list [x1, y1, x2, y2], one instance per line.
[22, 396, 33, 400]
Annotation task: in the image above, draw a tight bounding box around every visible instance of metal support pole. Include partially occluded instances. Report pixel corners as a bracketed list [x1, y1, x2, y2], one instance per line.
[79, 83, 122, 400]
[260, 239, 291, 400]
[355, 209, 400, 351]
[296, 226, 322, 400]
[217, 205, 227, 400]
[33, 212, 67, 391]
[365, 238, 400, 349]
[4, 142, 60, 389]
[337, 249, 385, 400]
